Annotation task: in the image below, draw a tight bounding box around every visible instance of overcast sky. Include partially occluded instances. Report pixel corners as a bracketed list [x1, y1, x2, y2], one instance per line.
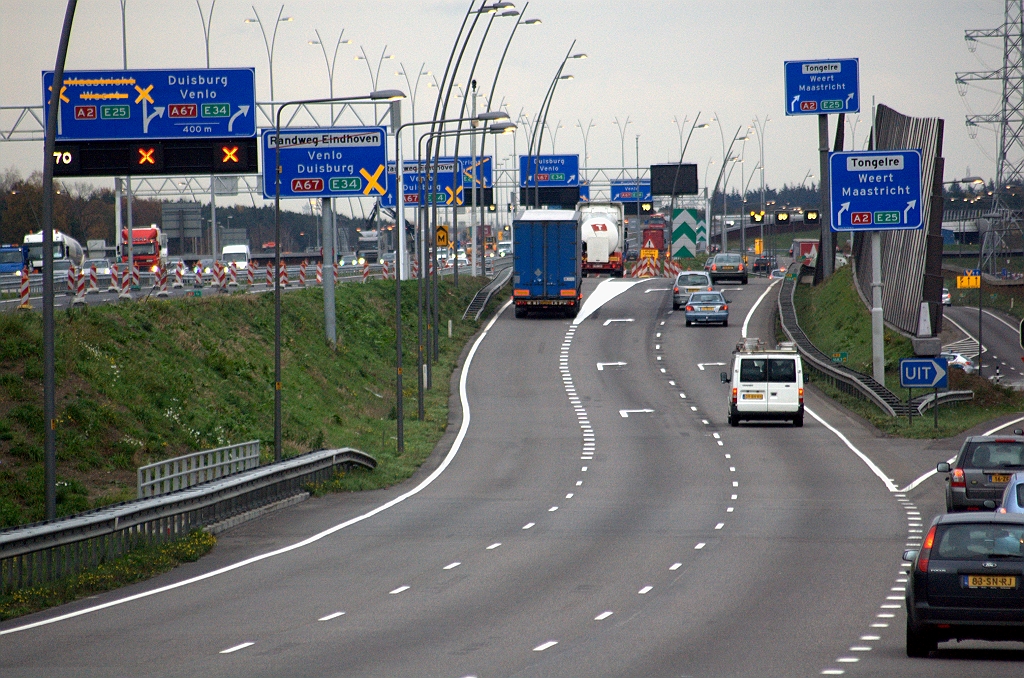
[0, 0, 1009, 206]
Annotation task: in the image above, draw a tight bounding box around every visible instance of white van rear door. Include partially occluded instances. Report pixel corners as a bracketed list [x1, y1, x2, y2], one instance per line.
[767, 358, 799, 412]
[737, 358, 768, 413]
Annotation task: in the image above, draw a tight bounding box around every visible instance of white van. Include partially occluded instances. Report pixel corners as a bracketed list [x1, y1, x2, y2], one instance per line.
[222, 244, 252, 269]
[721, 338, 804, 427]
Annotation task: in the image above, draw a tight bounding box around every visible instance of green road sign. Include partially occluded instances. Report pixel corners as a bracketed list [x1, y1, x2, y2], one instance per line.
[821, 100, 844, 111]
[100, 105, 130, 120]
[329, 176, 362, 192]
[202, 103, 230, 118]
[874, 211, 900, 224]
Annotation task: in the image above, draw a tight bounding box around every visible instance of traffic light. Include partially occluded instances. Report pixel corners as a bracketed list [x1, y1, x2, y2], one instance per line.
[775, 211, 790, 225]
[488, 204, 496, 212]
[804, 209, 820, 225]
[750, 211, 764, 224]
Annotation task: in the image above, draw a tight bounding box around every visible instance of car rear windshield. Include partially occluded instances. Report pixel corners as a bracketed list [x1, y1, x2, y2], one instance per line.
[718, 254, 741, 263]
[767, 359, 797, 383]
[962, 441, 1024, 469]
[678, 274, 708, 285]
[935, 524, 1024, 559]
[740, 359, 766, 381]
[690, 293, 722, 303]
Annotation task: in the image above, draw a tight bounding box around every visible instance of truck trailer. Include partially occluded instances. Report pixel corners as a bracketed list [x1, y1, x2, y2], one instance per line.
[579, 201, 625, 277]
[512, 209, 582, 318]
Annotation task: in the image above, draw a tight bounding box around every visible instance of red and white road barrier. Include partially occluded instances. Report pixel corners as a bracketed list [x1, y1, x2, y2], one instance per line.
[131, 263, 140, 289]
[75, 266, 87, 296]
[631, 258, 658, 278]
[156, 266, 170, 297]
[172, 262, 184, 288]
[194, 265, 203, 288]
[279, 263, 289, 287]
[266, 261, 273, 287]
[211, 261, 222, 289]
[362, 261, 370, 283]
[18, 268, 31, 309]
[66, 264, 76, 296]
[316, 261, 323, 285]
[246, 262, 254, 286]
[299, 260, 307, 287]
[411, 258, 419, 278]
[87, 265, 99, 294]
[333, 262, 339, 284]
[380, 260, 391, 279]
[218, 262, 228, 292]
[228, 263, 238, 287]
[109, 264, 120, 293]
[119, 264, 133, 299]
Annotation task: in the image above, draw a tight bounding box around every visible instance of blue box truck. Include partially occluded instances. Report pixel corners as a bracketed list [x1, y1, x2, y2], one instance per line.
[512, 209, 582, 318]
[0, 244, 28, 277]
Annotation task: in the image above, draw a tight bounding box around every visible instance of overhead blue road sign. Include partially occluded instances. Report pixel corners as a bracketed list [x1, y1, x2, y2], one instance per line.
[44, 68, 256, 141]
[610, 181, 652, 202]
[784, 59, 859, 116]
[381, 156, 492, 207]
[578, 184, 590, 202]
[261, 126, 387, 200]
[519, 154, 579, 187]
[900, 357, 948, 389]
[829, 149, 922, 231]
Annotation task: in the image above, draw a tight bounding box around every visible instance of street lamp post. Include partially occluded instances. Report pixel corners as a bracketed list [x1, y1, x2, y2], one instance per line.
[529, 47, 586, 208]
[576, 118, 596, 184]
[667, 113, 709, 244]
[710, 120, 749, 252]
[308, 28, 353, 124]
[272, 89, 404, 462]
[751, 115, 769, 254]
[613, 116, 631, 175]
[244, 5, 293, 119]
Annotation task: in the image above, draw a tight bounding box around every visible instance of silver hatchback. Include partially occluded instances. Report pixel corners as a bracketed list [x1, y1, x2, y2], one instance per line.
[938, 435, 1024, 512]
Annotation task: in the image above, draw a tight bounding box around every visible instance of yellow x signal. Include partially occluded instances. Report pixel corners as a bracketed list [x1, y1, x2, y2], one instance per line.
[360, 164, 386, 195]
[134, 84, 154, 104]
[445, 186, 464, 205]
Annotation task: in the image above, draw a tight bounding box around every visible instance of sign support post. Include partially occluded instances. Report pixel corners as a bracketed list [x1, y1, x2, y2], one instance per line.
[871, 231, 885, 384]
[818, 114, 833, 278]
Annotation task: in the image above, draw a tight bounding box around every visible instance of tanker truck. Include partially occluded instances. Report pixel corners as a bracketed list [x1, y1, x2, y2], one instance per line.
[579, 201, 625, 278]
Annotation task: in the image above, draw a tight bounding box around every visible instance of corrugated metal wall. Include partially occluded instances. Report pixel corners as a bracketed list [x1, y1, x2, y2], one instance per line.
[853, 104, 945, 335]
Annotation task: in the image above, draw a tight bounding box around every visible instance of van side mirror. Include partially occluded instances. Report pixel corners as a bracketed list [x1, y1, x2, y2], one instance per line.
[902, 549, 918, 562]
[720, 372, 729, 383]
[936, 462, 950, 473]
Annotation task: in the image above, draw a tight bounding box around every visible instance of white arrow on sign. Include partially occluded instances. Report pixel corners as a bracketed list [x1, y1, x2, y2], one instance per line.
[597, 362, 627, 371]
[904, 199, 917, 224]
[697, 362, 726, 371]
[228, 105, 250, 132]
[568, 174, 576, 184]
[790, 95, 800, 112]
[846, 92, 855, 107]
[142, 102, 164, 134]
[836, 202, 850, 226]
[602, 318, 634, 326]
[619, 409, 654, 418]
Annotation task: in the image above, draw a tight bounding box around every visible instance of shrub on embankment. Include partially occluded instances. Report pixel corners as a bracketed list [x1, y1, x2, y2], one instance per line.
[0, 277, 494, 527]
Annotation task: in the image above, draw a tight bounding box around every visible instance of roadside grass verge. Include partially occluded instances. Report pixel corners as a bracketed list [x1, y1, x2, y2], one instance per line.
[0, 276, 494, 527]
[791, 266, 1024, 438]
[0, 530, 215, 622]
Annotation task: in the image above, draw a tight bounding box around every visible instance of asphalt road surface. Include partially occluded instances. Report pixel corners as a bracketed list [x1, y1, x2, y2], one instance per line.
[2, 274, 1023, 677]
[945, 303, 1024, 387]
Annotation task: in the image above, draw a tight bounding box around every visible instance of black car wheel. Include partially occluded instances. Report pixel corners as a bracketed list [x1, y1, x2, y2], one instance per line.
[514, 306, 526, 319]
[728, 406, 739, 427]
[906, 619, 937, 658]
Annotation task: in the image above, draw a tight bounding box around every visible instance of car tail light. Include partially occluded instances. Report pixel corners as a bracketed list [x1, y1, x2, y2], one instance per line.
[707, 286, 713, 291]
[732, 387, 737, 404]
[798, 387, 804, 404]
[996, 438, 1016, 443]
[950, 467, 966, 488]
[685, 305, 694, 311]
[722, 305, 728, 311]
[673, 286, 679, 293]
[711, 264, 717, 271]
[918, 525, 936, 573]
[738, 264, 744, 271]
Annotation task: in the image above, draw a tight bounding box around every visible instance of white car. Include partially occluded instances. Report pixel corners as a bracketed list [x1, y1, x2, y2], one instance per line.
[941, 287, 952, 305]
[941, 351, 974, 374]
[83, 258, 111, 275]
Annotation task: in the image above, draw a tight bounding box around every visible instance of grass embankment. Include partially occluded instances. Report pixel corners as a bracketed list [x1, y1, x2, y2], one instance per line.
[792, 266, 1024, 438]
[0, 276, 496, 527]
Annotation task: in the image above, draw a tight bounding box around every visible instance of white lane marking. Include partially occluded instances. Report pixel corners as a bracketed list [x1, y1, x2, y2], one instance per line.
[656, 333, 662, 338]
[602, 318, 635, 326]
[660, 367, 666, 373]
[522, 522, 535, 529]
[805, 406, 898, 493]
[487, 543, 501, 550]
[724, 453, 730, 457]
[983, 307, 1019, 331]
[582, 466, 588, 471]
[595, 611, 614, 621]
[533, 641, 559, 651]
[695, 543, 705, 549]
[596, 361, 628, 371]
[715, 523, 724, 530]
[742, 279, 781, 339]
[220, 642, 254, 654]
[850, 646, 871, 652]
[876, 613, 895, 618]
[638, 586, 653, 594]
[713, 433, 721, 439]
[702, 419, 709, 425]
[619, 409, 654, 417]
[549, 506, 559, 512]
[389, 586, 410, 594]
[576, 480, 583, 486]
[670, 563, 682, 570]
[576, 279, 646, 325]
[643, 288, 671, 293]
[444, 562, 461, 570]
[727, 507, 734, 512]
[668, 380, 676, 386]
[660, 321, 665, 326]
[836, 658, 859, 663]
[870, 623, 888, 628]
[732, 481, 738, 487]
[655, 344, 661, 350]
[729, 467, 736, 472]
[0, 299, 514, 637]
[690, 406, 698, 411]
[318, 612, 345, 621]
[679, 393, 687, 399]
[860, 635, 880, 641]
[697, 362, 726, 371]
[731, 494, 737, 499]
[657, 356, 662, 361]
[566, 493, 574, 498]
[821, 671, 845, 676]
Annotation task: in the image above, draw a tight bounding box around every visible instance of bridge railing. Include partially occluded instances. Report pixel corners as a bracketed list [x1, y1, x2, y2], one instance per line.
[138, 441, 260, 498]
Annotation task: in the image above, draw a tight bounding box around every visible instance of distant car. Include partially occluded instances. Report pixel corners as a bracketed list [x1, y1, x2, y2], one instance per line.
[997, 472, 1024, 514]
[940, 351, 974, 374]
[165, 256, 186, 272]
[942, 287, 952, 306]
[937, 435, 1024, 512]
[83, 258, 111, 276]
[903, 512, 1024, 656]
[708, 253, 748, 284]
[497, 242, 513, 258]
[768, 268, 788, 280]
[625, 248, 639, 262]
[683, 291, 729, 326]
[196, 258, 217, 275]
[751, 257, 773, 275]
[380, 251, 396, 263]
[673, 271, 714, 310]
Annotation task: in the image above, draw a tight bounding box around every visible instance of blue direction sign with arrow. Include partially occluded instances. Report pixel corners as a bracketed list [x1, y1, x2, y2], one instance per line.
[380, 156, 493, 207]
[43, 68, 256, 140]
[900, 357, 948, 389]
[519, 154, 579, 187]
[829, 149, 922, 231]
[784, 59, 859, 116]
[610, 181, 652, 202]
[261, 127, 387, 200]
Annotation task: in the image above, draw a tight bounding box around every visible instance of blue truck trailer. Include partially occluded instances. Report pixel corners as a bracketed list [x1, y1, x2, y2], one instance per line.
[0, 244, 28, 277]
[512, 209, 582, 318]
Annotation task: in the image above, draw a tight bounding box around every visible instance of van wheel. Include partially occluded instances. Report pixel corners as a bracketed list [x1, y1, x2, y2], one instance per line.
[793, 412, 804, 427]
[728, 408, 739, 427]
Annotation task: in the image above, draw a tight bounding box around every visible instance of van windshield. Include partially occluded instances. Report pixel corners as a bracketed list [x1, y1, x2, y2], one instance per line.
[223, 252, 248, 263]
[768, 359, 796, 383]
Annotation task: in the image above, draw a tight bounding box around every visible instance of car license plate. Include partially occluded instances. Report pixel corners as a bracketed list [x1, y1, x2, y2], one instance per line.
[742, 393, 763, 400]
[963, 575, 1017, 589]
[701, 306, 715, 311]
[722, 266, 735, 271]
[991, 473, 1012, 483]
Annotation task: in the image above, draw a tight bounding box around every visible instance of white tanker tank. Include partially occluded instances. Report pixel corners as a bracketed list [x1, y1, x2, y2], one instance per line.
[579, 201, 625, 278]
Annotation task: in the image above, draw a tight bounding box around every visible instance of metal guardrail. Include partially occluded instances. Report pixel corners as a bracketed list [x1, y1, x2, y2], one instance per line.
[913, 389, 975, 415]
[463, 259, 514, 321]
[138, 440, 260, 498]
[0, 447, 375, 593]
[778, 266, 904, 417]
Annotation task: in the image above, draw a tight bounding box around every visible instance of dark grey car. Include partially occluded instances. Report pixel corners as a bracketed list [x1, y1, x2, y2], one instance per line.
[904, 512, 1024, 656]
[938, 435, 1024, 512]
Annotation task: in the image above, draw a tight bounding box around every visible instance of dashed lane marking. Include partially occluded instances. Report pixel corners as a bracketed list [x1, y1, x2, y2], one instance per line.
[533, 641, 558, 651]
[595, 611, 614, 621]
[220, 642, 254, 654]
[318, 612, 345, 621]
[389, 586, 410, 594]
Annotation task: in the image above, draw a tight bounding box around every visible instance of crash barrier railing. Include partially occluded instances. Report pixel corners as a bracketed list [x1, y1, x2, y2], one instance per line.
[0, 447, 376, 594]
[138, 440, 260, 498]
[463, 261, 514, 321]
[913, 389, 974, 416]
[778, 266, 903, 417]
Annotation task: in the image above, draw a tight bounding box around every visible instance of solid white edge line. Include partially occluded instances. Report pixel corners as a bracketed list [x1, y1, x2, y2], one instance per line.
[805, 406, 898, 493]
[742, 279, 781, 339]
[983, 307, 1019, 332]
[0, 300, 515, 637]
